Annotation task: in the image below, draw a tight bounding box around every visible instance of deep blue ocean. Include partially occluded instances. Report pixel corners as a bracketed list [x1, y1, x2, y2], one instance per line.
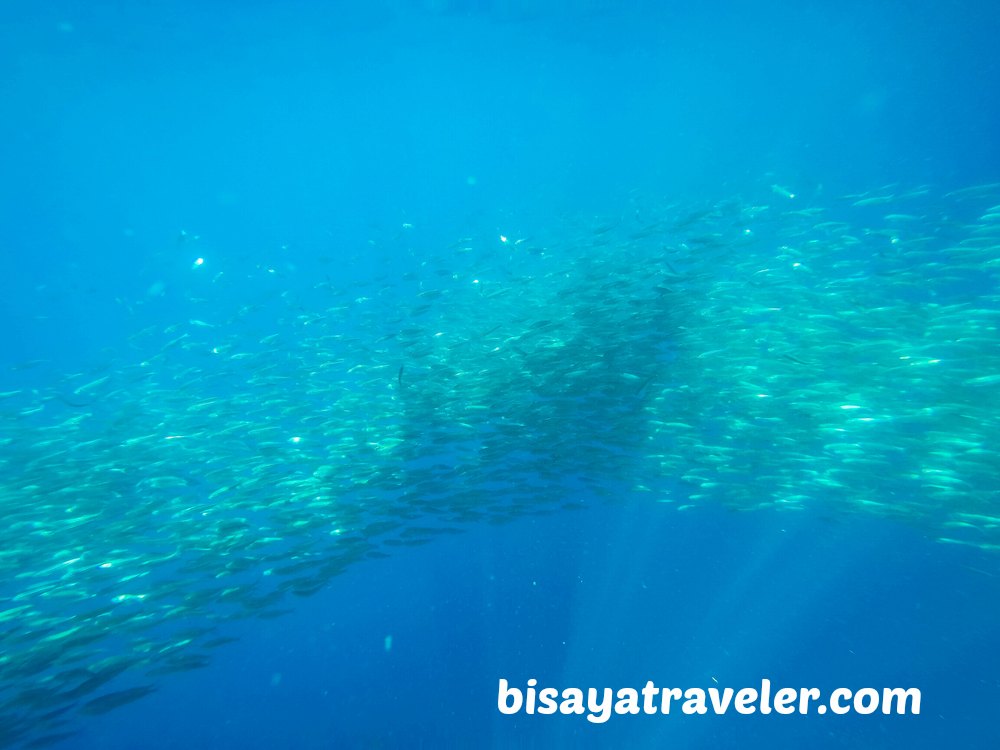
[2, 1, 999, 748]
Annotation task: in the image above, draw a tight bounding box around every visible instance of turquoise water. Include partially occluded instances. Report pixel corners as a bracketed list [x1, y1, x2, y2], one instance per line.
[2, 2, 999, 748]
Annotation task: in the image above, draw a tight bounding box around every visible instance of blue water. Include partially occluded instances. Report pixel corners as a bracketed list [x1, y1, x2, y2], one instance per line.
[50, 504, 1000, 748]
[3, 1, 1000, 747]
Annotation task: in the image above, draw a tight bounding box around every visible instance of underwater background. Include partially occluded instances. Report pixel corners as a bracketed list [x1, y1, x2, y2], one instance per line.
[2, 1, 999, 747]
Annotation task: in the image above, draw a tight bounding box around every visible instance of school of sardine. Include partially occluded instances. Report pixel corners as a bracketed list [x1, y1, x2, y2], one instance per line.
[1, 181, 999, 746]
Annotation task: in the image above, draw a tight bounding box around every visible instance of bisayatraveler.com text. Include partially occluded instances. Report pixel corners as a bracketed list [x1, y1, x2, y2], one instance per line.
[498, 678, 921, 723]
